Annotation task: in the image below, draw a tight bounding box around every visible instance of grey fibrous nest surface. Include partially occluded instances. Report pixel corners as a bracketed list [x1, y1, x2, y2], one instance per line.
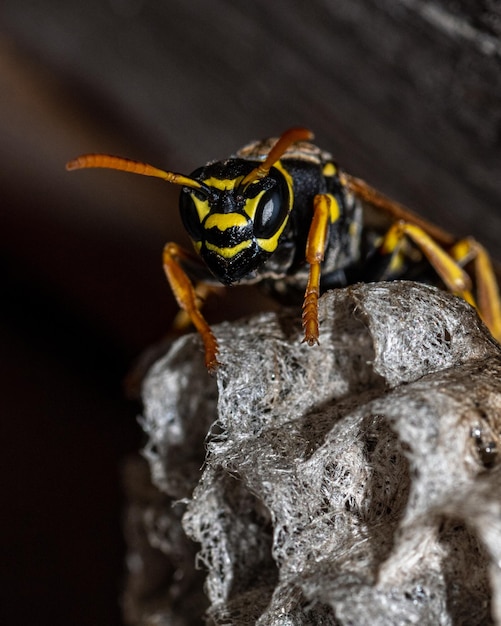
[123, 281, 501, 625]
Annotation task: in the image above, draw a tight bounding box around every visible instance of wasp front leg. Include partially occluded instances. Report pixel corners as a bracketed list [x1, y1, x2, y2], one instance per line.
[163, 242, 219, 371]
[302, 194, 333, 345]
[171, 282, 224, 333]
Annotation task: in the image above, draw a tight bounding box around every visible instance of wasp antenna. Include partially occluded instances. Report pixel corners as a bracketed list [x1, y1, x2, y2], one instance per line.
[241, 127, 314, 187]
[65, 154, 205, 192]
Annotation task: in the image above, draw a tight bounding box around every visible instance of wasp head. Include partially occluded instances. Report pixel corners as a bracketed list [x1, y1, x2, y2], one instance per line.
[180, 160, 293, 284]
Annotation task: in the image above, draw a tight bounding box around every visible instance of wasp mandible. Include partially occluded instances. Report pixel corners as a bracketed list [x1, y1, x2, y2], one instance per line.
[67, 128, 501, 370]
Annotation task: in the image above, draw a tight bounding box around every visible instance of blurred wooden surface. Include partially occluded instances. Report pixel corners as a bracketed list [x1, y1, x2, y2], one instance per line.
[1, 1, 500, 624]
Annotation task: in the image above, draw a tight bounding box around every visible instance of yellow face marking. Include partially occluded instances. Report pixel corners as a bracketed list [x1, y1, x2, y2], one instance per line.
[322, 162, 337, 177]
[191, 195, 211, 223]
[242, 190, 266, 220]
[202, 176, 241, 191]
[205, 212, 249, 230]
[189, 176, 243, 226]
[205, 239, 251, 259]
[256, 237, 276, 253]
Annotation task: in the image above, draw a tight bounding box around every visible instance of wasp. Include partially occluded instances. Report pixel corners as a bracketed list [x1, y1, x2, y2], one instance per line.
[67, 128, 501, 370]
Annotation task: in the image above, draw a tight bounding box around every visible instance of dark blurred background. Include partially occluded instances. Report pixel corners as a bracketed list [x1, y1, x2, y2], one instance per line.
[1, 1, 500, 624]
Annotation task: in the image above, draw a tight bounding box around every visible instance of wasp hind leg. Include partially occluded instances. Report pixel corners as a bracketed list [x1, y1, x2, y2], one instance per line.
[380, 222, 501, 341]
[163, 242, 219, 371]
[302, 194, 333, 345]
[449, 237, 501, 341]
[380, 222, 471, 293]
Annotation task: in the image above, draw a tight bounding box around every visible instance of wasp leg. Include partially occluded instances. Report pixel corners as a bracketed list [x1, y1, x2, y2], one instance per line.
[381, 221, 472, 294]
[450, 237, 501, 341]
[163, 242, 219, 371]
[172, 282, 224, 332]
[340, 173, 455, 247]
[302, 194, 331, 345]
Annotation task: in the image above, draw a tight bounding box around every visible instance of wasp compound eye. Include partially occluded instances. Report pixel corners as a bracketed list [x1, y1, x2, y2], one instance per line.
[179, 191, 204, 241]
[253, 184, 289, 240]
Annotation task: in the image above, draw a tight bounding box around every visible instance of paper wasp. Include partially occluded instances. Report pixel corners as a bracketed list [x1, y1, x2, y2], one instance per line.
[67, 128, 501, 370]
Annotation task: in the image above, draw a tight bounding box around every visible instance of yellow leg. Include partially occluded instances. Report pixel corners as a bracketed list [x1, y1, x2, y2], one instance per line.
[172, 282, 224, 332]
[302, 194, 331, 345]
[163, 242, 219, 371]
[450, 237, 501, 341]
[381, 223, 501, 342]
[381, 222, 472, 294]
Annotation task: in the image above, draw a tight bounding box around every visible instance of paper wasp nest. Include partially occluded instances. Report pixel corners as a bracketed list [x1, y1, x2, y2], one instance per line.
[124, 281, 501, 625]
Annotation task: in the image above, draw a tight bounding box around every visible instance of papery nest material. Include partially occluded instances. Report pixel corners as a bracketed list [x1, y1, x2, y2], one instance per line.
[125, 282, 501, 626]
